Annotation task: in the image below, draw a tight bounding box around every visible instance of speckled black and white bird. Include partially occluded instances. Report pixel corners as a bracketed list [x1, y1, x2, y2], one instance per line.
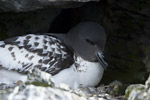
[0, 22, 107, 89]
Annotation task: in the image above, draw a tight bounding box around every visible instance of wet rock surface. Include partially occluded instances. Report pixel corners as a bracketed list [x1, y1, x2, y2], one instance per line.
[1, 83, 126, 100]
[0, 0, 100, 12]
[0, 8, 61, 39]
[125, 75, 150, 100]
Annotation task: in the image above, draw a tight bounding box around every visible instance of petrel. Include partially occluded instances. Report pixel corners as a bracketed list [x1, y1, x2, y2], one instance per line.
[0, 22, 107, 88]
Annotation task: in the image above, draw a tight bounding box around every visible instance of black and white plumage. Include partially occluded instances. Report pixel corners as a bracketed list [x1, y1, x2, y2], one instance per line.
[0, 34, 73, 86]
[0, 22, 107, 89]
[0, 34, 73, 74]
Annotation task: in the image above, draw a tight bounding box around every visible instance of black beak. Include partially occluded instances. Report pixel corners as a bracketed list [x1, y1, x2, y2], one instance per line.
[96, 52, 108, 70]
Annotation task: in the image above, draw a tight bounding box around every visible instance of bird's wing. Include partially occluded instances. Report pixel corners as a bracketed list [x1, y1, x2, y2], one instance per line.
[0, 34, 73, 75]
[44, 33, 66, 42]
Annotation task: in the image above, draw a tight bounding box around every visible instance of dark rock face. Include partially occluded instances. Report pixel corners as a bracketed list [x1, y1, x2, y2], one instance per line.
[0, 7, 61, 39]
[125, 76, 150, 100]
[0, 0, 100, 12]
[101, 0, 150, 84]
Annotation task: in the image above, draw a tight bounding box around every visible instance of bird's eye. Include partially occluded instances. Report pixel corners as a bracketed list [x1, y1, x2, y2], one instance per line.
[85, 39, 95, 45]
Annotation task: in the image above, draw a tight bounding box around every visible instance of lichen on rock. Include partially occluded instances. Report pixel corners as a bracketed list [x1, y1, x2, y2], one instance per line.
[125, 75, 150, 100]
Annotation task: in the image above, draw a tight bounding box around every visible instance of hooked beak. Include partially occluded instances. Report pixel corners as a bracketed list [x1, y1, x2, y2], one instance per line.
[96, 51, 108, 70]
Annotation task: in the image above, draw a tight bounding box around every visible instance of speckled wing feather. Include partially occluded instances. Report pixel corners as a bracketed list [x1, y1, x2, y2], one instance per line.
[0, 34, 73, 75]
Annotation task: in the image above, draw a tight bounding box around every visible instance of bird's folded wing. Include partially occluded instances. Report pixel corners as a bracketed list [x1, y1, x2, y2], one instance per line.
[0, 34, 73, 75]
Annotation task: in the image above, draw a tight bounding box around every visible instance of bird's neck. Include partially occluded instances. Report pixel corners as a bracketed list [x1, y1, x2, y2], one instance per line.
[74, 54, 100, 69]
[73, 54, 104, 87]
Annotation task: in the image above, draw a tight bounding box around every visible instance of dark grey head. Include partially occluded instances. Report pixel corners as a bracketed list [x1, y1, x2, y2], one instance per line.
[67, 21, 108, 70]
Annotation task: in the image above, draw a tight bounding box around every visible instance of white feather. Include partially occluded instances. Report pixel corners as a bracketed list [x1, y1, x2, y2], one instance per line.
[0, 69, 27, 84]
[52, 56, 104, 89]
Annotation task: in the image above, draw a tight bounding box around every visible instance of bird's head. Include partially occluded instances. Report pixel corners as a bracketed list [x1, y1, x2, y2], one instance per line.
[67, 22, 108, 70]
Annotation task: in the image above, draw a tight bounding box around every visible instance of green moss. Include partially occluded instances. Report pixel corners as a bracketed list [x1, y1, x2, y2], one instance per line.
[125, 84, 145, 98]
[110, 84, 128, 95]
[26, 81, 52, 87]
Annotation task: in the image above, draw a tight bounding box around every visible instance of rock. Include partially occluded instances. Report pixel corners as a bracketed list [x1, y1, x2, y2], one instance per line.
[125, 84, 145, 100]
[2, 84, 125, 100]
[97, 80, 127, 96]
[0, 7, 61, 40]
[142, 46, 150, 73]
[27, 67, 55, 86]
[0, 0, 100, 12]
[125, 75, 150, 100]
[101, 0, 150, 84]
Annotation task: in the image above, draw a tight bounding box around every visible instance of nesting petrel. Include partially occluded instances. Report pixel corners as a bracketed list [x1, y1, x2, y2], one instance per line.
[0, 22, 107, 88]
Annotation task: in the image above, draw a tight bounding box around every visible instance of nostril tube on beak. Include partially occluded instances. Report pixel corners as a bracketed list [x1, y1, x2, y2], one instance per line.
[96, 52, 108, 70]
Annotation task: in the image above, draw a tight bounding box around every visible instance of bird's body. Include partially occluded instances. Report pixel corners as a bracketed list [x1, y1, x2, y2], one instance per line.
[0, 34, 73, 86]
[52, 55, 103, 88]
[0, 22, 107, 89]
